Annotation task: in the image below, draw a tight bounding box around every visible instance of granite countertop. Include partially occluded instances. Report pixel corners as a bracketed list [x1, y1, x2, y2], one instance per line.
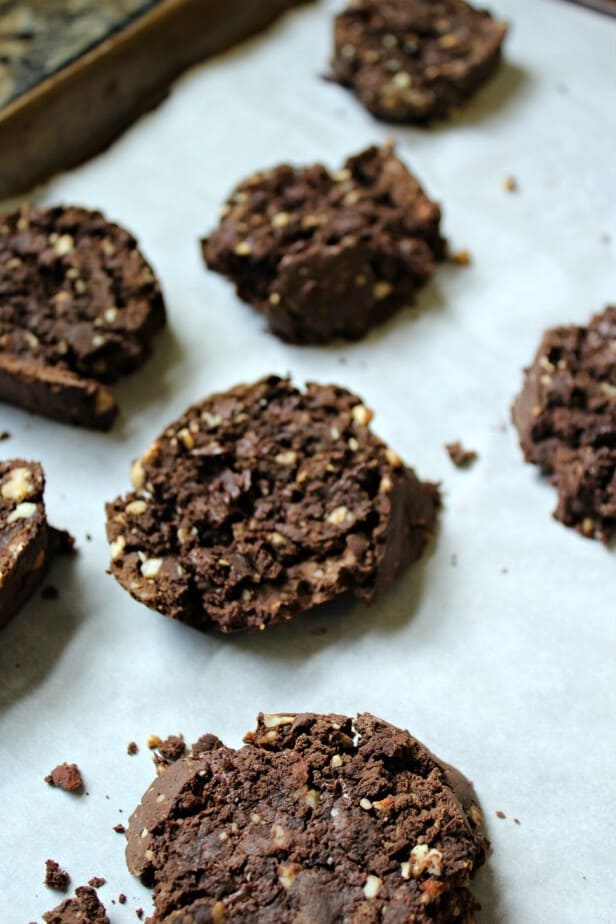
[0, 0, 160, 108]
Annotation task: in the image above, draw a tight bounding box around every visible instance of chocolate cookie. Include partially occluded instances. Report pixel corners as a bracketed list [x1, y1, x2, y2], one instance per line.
[513, 306, 616, 542]
[127, 712, 487, 923]
[202, 145, 445, 343]
[0, 205, 165, 429]
[42, 886, 109, 924]
[106, 376, 439, 632]
[0, 459, 73, 629]
[331, 0, 508, 123]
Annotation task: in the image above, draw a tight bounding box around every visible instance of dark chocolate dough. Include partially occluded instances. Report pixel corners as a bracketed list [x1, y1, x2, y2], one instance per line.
[42, 886, 109, 924]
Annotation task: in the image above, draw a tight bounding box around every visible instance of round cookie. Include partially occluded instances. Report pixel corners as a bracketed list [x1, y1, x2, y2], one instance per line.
[106, 376, 440, 633]
[0, 204, 166, 428]
[202, 145, 445, 344]
[127, 712, 487, 923]
[331, 0, 508, 123]
[512, 305, 616, 542]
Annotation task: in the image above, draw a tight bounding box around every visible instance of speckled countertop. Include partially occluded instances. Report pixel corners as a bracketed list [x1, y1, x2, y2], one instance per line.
[0, 0, 159, 107]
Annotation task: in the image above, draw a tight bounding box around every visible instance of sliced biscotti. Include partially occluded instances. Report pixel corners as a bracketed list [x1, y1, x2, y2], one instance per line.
[106, 376, 440, 632]
[42, 886, 109, 924]
[127, 712, 487, 922]
[0, 459, 73, 628]
[331, 0, 508, 123]
[512, 305, 616, 541]
[202, 145, 444, 343]
[0, 204, 165, 429]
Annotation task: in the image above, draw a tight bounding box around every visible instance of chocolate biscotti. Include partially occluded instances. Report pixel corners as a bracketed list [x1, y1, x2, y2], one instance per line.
[0, 459, 73, 628]
[202, 145, 445, 343]
[127, 712, 487, 923]
[331, 0, 508, 123]
[106, 376, 439, 632]
[512, 306, 616, 542]
[0, 205, 165, 429]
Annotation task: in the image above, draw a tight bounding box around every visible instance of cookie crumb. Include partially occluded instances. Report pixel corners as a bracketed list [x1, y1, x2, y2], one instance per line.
[136, 910, 144, 920]
[152, 734, 186, 770]
[45, 763, 84, 793]
[113, 823, 126, 834]
[159, 734, 186, 760]
[445, 442, 478, 468]
[45, 859, 70, 892]
[514, 818, 521, 825]
[118, 894, 127, 905]
[88, 877, 106, 889]
[496, 810, 506, 819]
[127, 741, 138, 755]
[42, 886, 109, 924]
[504, 175, 518, 193]
[85, 533, 92, 541]
[451, 249, 471, 266]
[147, 734, 163, 750]
[41, 585, 59, 600]
[191, 734, 224, 757]
[0, 430, 10, 441]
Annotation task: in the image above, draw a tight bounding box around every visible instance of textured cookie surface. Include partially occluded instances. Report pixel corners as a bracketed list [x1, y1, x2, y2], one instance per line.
[127, 712, 487, 923]
[332, 0, 507, 123]
[42, 885, 109, 924]
[106, 376, 439, 632]
[202, 145, 444, 343]
[0, 205, 165, 428]
[0, 458, 71, 629]
[512, 306, 616, 541]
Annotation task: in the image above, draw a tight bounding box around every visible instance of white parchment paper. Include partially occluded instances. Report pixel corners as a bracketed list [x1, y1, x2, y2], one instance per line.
[1, 1, 615, 920]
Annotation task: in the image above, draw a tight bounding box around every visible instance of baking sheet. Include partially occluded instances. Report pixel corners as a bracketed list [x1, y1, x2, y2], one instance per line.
[1, 0, 615, 920]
